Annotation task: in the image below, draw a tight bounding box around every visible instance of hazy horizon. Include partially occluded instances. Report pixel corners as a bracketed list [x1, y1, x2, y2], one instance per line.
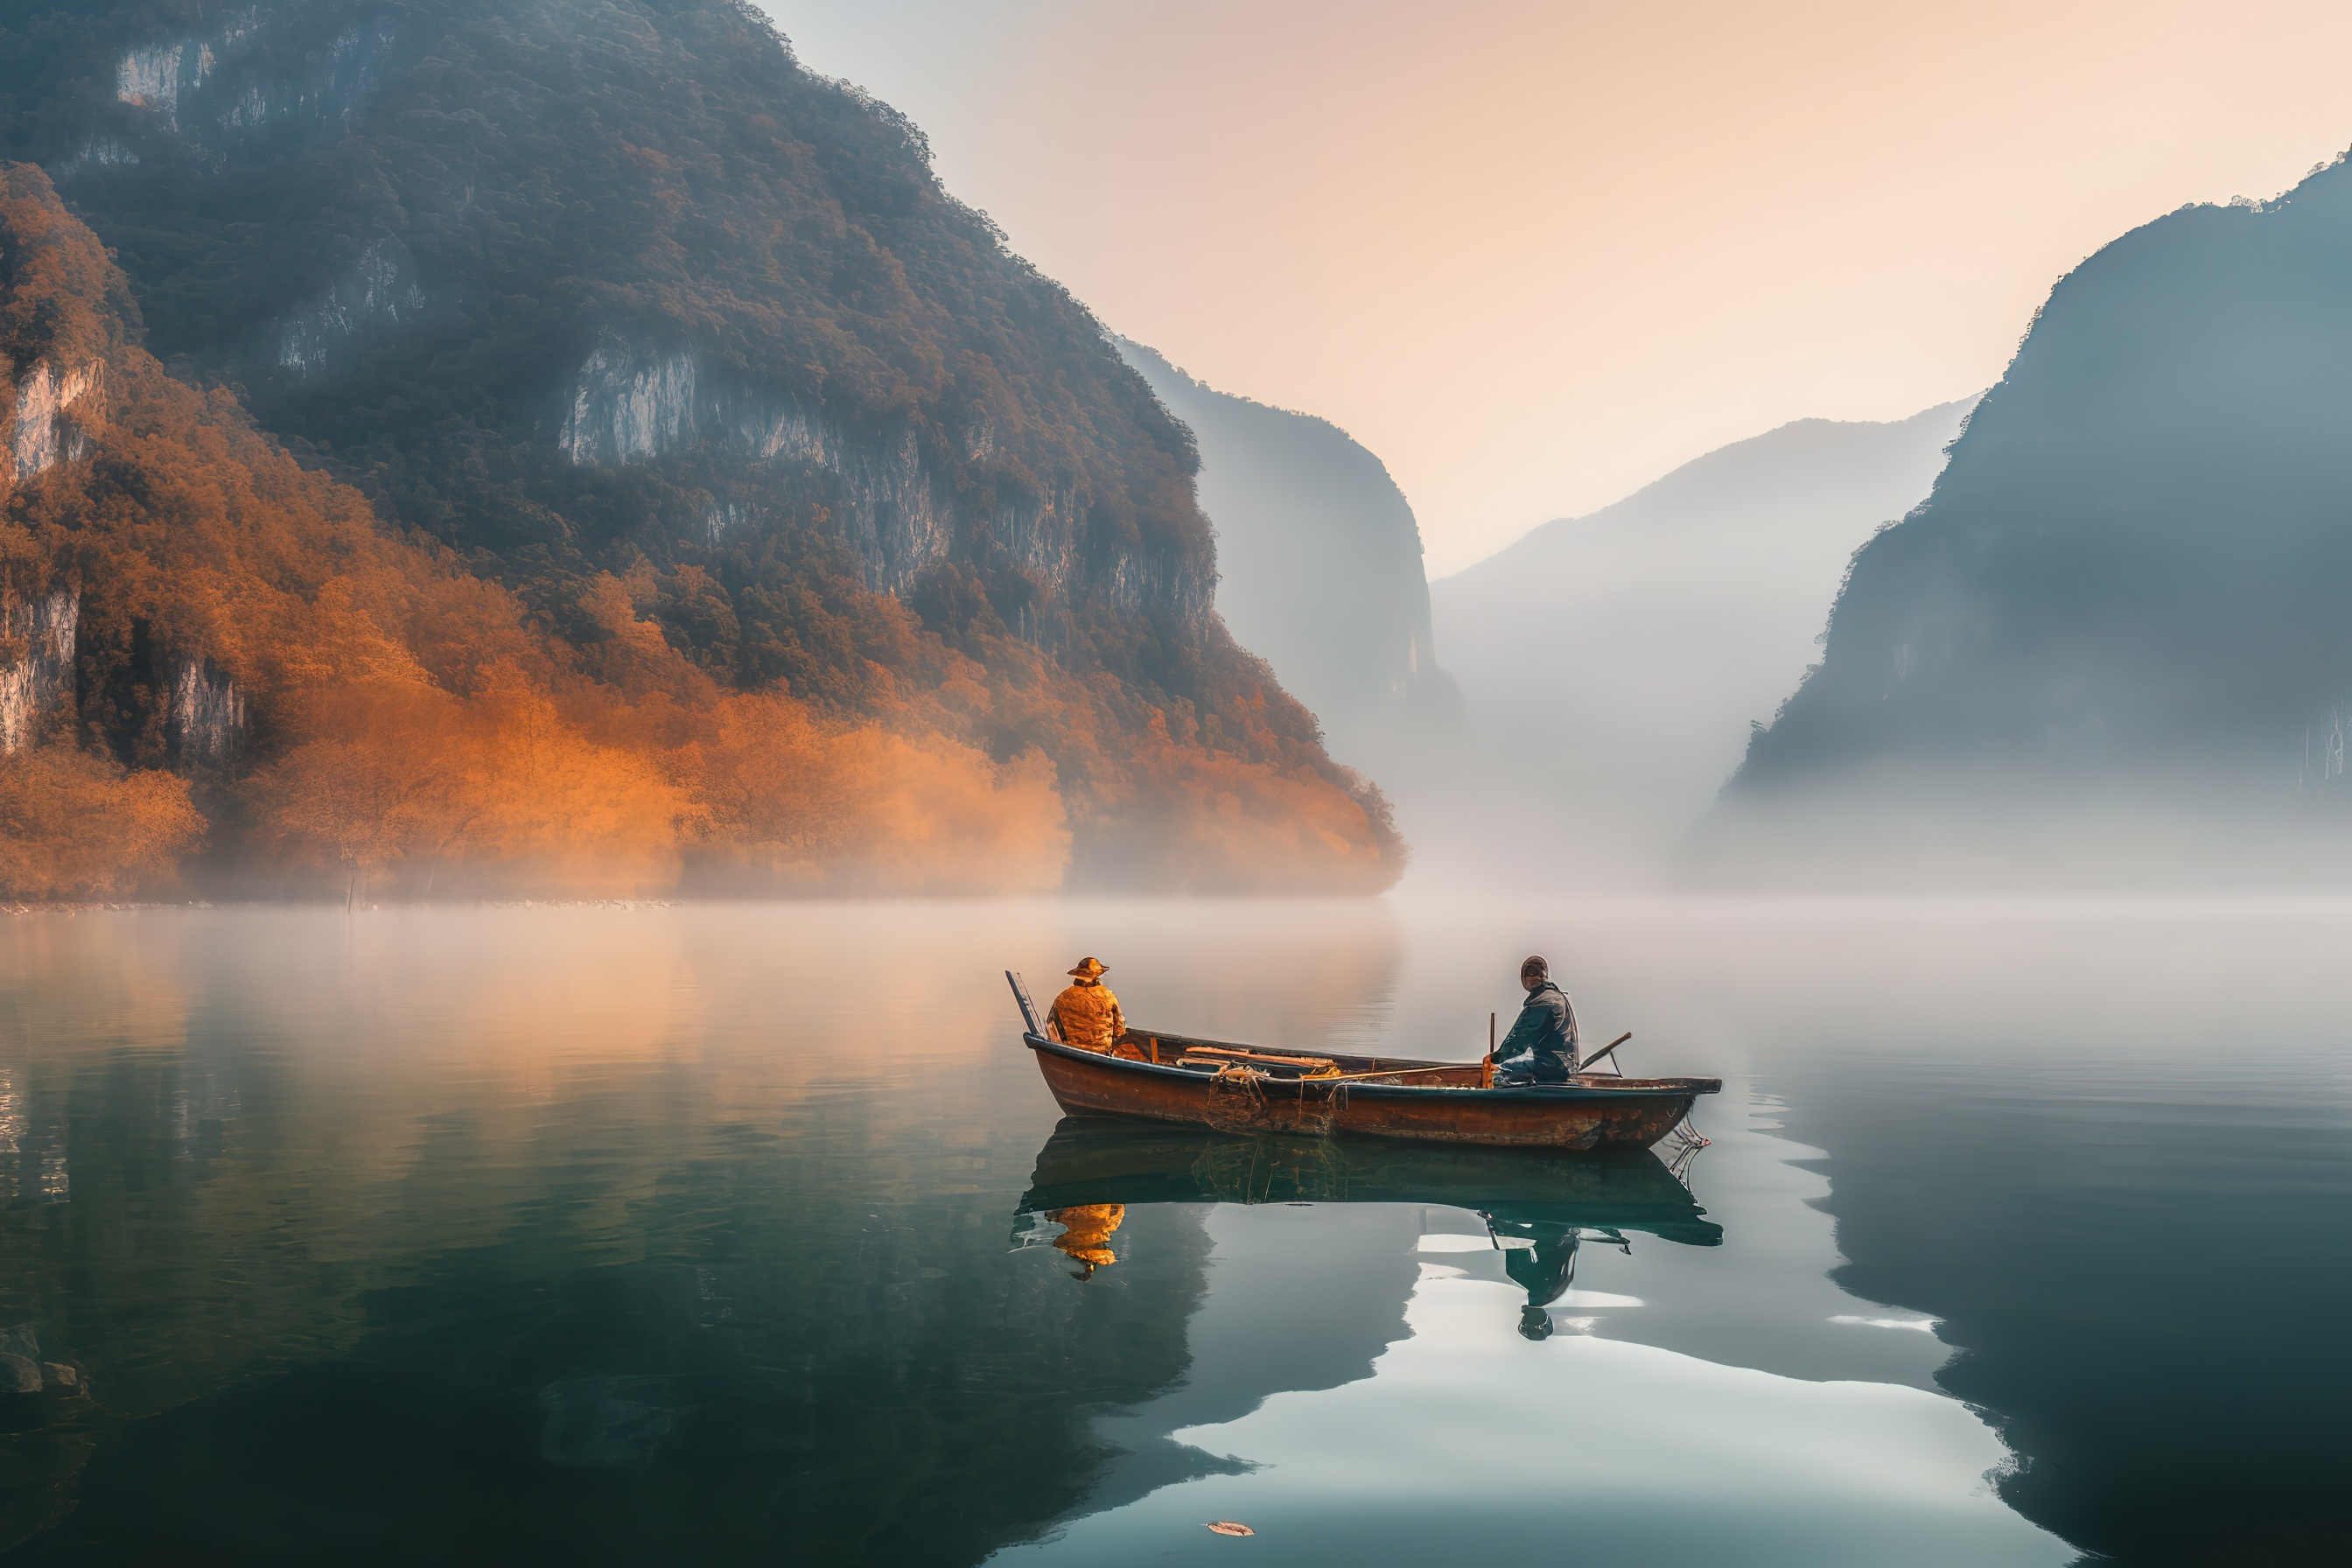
[764, 0, 2352, 573]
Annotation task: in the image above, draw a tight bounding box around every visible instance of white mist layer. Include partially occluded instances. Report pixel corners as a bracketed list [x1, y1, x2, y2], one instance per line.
[1417, 401, 1973, 886]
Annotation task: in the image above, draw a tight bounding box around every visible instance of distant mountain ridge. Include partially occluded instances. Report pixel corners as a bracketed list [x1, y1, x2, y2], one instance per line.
[1425, 400, 1973, 875]
[1115, 340, 1460, 772]
[0, 0, 1401, 891]
[1727, 152, 2352, 829]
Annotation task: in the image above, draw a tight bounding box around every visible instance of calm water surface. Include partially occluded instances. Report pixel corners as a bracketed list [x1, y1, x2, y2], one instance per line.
[1, 897, 2344, 1564]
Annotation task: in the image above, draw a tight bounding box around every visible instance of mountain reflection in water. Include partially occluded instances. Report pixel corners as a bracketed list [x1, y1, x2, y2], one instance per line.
[2, 898, 2342, 1564]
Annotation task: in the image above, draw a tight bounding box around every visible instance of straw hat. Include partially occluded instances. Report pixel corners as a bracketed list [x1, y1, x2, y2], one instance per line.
[1068, 956, 1108, 978]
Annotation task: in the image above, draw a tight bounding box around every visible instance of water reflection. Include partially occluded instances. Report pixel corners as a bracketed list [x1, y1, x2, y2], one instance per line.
[1490, 1214, 1592, 1340]
[1041, 1204, 1126, 1278]
[8, 900, 2253, 1564]
[1012, 1119, 1724, 1340]
[0, 906, 1230, 1563]
[989, 1114, 2066, 1568]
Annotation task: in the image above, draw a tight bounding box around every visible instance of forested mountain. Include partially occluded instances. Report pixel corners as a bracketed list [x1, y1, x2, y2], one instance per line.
[1115, 340, 1460, 771]
[0, 0, 1400, 895]
[0, 164, 1082, 899]
[1726, 153, 2352, 837]
[1424, 402, 1971, 876]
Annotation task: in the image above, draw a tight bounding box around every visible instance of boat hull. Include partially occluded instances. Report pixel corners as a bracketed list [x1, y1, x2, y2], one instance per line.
[1026, 1033, 1716, 1152]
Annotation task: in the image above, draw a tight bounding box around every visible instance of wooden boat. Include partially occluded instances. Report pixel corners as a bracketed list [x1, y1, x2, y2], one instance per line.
[1016, 1116, 1723, 1245]
[1010, 975, 1719, 1153]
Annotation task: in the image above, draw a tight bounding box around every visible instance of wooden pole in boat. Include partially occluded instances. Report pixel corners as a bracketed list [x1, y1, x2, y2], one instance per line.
[1325, 1063, 1479, 1084]
[1579, 1032, 1634, 1075]
[1482, 1012, 1497, 1089]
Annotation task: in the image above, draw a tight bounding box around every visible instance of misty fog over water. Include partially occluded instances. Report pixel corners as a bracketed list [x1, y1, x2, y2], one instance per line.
[10, 4, 2352, 1565]
[3, 894, 2342, 1564]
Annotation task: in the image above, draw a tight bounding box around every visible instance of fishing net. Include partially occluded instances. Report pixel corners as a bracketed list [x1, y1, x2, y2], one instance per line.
[1201, 1063, 1349, 1138]
[1201, 1065, 1270, 1132]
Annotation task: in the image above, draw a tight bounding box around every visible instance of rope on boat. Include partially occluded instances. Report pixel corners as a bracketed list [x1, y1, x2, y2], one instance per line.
[1203, 1061, 1348, 1137]
[1296, 1078, 1347, 1137]
[1204, 1064, 1270, 1132]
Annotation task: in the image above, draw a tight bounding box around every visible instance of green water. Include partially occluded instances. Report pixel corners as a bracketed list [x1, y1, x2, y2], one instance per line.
[1, 899, 2344, 1564]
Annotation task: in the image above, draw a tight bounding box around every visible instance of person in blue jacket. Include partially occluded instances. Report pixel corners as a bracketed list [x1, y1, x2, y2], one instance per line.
[1489, 955, 1578, 1086]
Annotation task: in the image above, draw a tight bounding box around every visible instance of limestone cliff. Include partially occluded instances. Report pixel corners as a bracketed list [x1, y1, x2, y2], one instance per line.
[4, 0, 1222, 669]
[7, 360, 102, 484]
[1116, 340, 1460, 772]
[0, 587, 78, 754]
[0, 0, 1401, 890]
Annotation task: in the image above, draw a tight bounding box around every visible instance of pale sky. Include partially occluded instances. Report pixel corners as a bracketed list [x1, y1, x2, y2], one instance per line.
[760, 1, 2352, 575]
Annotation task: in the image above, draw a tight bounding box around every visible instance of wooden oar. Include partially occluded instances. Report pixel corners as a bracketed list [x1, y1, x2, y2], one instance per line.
[1578, 1032, 1634, 1074]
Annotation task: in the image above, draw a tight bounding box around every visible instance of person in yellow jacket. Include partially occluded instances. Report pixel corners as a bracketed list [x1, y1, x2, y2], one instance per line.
[1049, 956, 1125, 1052]
[1047, 1203, 1126, 1279]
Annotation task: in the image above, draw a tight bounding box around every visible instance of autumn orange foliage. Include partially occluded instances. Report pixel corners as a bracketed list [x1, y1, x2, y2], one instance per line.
[0, 746, 202, 899]
[243, 676, 690, 897]
[0, 164, 1392, 899]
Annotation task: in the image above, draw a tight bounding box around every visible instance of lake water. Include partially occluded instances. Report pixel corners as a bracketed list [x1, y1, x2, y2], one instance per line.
[1, 896, 2345, 1564]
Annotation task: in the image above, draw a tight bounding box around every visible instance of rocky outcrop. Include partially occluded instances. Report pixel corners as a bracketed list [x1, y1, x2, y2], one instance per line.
[170, 657, 246, 768]
[556, 339, 967, 597]
[557, 337, 1141, 610]
[8, 360, 102, 482]
[277, 240, 426, 375]
[558, 341, 699, 467]
[0, 1326, 82, 1399]
[105, 14, 396, 151]
[3, 349, 98, 756]
[114, 38, 213, 122]
[0, 588, 78, 753]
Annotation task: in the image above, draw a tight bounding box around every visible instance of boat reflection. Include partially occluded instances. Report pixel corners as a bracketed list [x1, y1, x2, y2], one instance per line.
[1013, 1116, 1724, 1326]
[1494, 1214, 1611, 1341]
